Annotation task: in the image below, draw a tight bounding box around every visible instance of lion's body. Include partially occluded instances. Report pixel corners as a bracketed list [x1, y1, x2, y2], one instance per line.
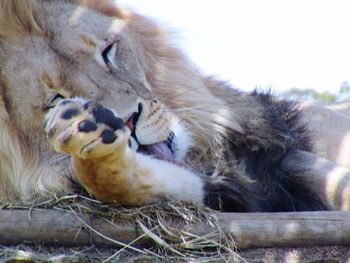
[1, 0, 350, 211]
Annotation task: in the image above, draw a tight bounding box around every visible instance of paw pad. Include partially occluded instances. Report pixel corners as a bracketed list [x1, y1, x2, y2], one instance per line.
[91, 105, 124, 131]
[78, 120, 98, 133]
[45, 98, 130, 158]
[101, 129, 117, 144]
[61, 108, 81, 120]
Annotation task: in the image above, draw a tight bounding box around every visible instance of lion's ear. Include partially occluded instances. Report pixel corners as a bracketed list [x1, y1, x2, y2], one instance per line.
[0, 0, 41, 41]
[79, 0, 131, 18]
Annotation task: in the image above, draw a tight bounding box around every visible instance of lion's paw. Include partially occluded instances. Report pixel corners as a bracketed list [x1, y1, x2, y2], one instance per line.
[44, 98, 130, 159]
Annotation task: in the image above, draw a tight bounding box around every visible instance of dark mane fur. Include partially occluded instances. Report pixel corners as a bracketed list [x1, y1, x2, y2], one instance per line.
[204, 90, 329, 212]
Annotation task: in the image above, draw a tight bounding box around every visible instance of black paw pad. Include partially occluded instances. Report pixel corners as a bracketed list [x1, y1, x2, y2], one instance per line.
[107, 116, 124, 131]
[92, 105, 124, 131]
[61, 108, 81, 120]
[78, 120, 98, 133]
[101, 129, 117, 144]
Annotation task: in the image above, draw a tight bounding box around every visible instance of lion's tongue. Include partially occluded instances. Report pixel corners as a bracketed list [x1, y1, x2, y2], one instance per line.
[144, 142, 174, 162]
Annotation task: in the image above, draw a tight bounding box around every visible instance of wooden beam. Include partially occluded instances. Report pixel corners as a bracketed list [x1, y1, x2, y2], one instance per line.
[215, 211, 350, 248]
[0, 209, 147, 247]
[1, 209, 350, 249]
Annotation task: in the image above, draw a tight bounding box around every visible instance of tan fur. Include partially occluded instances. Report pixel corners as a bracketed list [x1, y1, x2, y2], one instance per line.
[71, 147, 153, 205]
[0, 0, 350, 209]
[78, 0, 131, 18]
[0, 0, 41, 41]
[297, 101, 350, 168]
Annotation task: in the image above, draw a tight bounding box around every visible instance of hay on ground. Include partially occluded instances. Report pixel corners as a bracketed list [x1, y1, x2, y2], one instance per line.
[0, 194, 246, 262]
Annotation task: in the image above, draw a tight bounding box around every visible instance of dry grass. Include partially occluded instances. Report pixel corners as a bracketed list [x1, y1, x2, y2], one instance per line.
[0, 194, 248, 262]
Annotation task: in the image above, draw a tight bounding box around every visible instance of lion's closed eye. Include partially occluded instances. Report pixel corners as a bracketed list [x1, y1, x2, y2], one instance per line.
[101, 42, 117, 66]
[97, 34, 122, 71]
[98, 42, 119, 72]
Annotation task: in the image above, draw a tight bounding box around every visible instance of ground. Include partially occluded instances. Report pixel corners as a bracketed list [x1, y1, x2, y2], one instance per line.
[1, 195, 348, 262]
[1, 246, 350, 262]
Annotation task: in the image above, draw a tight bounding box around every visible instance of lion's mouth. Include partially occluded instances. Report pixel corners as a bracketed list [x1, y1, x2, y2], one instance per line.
[138, 140, 174, 162]
[135, 136, 183, 166]
[126, 116, 181, 165]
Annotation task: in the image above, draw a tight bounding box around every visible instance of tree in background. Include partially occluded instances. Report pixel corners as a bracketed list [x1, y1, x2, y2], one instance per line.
[283, 88, 336, 103]
[282, 81, 350, 103]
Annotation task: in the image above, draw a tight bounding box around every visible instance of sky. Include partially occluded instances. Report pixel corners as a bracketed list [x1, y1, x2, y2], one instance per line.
[118, 0, 350, 94]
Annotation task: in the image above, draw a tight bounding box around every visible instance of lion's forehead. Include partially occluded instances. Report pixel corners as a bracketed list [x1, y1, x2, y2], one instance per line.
[43, 2, 126, 55]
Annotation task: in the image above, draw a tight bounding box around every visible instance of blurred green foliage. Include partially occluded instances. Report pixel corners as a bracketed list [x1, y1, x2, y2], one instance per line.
[283, 81, 350, 103]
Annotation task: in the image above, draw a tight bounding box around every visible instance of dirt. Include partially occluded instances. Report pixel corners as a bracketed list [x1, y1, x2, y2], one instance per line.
[240, 246, 350, 263]
[1, 245, 350, 262]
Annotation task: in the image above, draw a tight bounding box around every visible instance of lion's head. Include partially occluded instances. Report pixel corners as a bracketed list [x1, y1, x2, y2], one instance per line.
[0, 0, 242, 200]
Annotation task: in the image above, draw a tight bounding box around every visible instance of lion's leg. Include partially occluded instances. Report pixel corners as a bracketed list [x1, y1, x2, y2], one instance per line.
[44, 98, 204, 205]
[282, 150, 350, 210]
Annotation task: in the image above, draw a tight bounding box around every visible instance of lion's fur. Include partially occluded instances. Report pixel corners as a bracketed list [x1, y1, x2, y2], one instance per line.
[1, 0, 350, 210]
[0, 0, 242, 202]
[0, 0, 42, 42]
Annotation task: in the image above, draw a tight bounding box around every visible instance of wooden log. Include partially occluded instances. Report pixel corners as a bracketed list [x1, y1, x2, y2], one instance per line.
[1, 209, 350, 249]
[215, 211, 350, 249]
[0, 209, 148, 247]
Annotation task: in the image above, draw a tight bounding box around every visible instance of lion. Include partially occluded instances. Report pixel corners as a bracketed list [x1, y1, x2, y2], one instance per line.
[1, 0, 350, 212]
